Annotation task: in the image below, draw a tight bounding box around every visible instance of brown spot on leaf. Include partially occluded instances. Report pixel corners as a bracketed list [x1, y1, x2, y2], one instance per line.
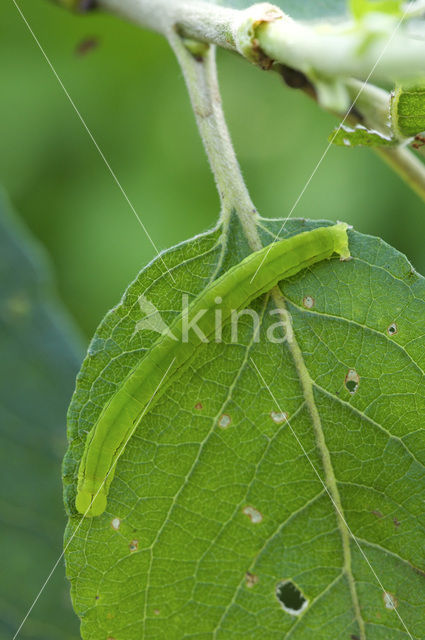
[372, 510, 383, 519]
[393, 517, 401, 528]
[245, 572, 259, 588]
[194, 402, 203, 410]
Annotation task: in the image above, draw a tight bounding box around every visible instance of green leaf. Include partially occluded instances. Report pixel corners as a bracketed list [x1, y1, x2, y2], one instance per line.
[330, 124, 396, 147]
[0, 192, 82, 640]
[64, 216, 425, 639]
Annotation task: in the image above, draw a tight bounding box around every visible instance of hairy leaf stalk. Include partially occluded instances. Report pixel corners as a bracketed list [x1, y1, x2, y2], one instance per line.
[169, 33, 260, 244]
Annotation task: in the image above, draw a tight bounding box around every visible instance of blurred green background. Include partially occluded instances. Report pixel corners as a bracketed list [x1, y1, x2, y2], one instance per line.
[1, 0, 424, 339]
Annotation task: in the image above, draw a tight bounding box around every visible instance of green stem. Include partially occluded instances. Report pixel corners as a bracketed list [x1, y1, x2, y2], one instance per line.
[168, 31, 259, 244]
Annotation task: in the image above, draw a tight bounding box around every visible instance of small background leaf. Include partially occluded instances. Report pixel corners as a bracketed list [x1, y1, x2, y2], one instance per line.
[0, 192, 82, 640]
[330, 125, 396, 147]
[64, 216, 425, 639]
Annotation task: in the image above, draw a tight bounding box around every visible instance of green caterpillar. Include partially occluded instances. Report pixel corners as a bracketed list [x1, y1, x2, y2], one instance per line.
[76, 223, 350, 517]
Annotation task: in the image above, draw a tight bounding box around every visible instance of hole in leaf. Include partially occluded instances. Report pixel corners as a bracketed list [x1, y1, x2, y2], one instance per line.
[345, 369, 359, 394]
[387, 322, 398, 336]
[346, 380, 357, 393]
[276, 580, 308, 615]
[129, 539, 139, 552]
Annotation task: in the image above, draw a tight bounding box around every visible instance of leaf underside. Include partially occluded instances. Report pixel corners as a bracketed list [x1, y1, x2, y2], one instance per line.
[64, 215, 425, 639]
